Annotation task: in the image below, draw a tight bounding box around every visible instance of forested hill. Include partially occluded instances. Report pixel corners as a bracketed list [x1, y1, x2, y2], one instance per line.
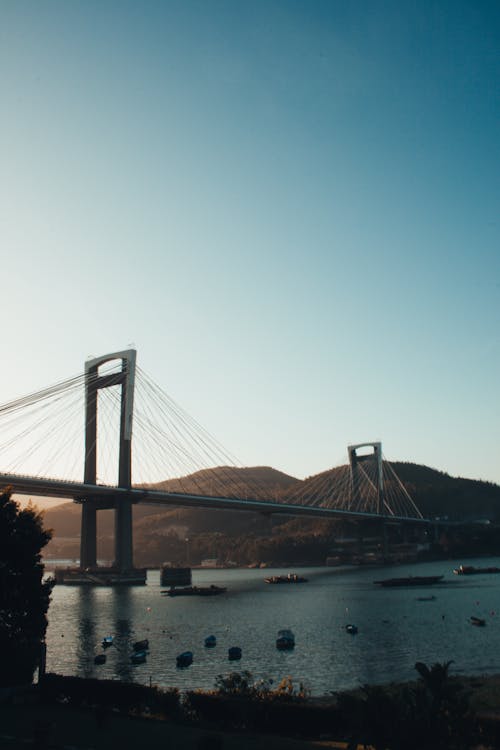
[387, 462, 500, 521]
[40, 462, 500, 563]
[143, 465, 298, 497]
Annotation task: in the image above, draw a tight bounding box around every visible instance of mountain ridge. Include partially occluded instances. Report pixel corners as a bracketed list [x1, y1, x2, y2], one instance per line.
[40, 461, 500, 565]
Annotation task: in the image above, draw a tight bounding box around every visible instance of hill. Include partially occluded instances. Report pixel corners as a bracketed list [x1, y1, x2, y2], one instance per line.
[388, 462, 500, 521]
[144, 465, 298, 497]
[40, 462, 500, 565]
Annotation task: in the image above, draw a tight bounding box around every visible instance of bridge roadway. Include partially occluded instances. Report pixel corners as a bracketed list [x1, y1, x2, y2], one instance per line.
[0, 472, 428, 524]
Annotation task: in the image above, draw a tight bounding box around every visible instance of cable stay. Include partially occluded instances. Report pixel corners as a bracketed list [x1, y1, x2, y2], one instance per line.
[0, 360, 422, 520]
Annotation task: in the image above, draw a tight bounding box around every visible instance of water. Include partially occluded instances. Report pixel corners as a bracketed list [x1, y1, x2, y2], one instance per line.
[45, 558, 500, 695]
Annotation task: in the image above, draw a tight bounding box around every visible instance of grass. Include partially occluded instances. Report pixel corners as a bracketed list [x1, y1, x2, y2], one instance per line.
[0, 700, 346, 750]
[5, 672, 500, 749]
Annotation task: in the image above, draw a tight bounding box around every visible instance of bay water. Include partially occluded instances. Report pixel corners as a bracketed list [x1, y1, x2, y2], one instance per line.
[45, 557, 500, 695]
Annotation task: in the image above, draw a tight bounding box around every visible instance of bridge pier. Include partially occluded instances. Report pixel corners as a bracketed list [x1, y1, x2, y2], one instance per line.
[80, 502, 97, 569]
[114, 498, 133, 571]
[70, 350, 145, 584]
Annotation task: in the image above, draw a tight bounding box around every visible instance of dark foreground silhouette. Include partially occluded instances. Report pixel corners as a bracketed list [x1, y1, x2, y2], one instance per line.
[3, 664, 500, 749]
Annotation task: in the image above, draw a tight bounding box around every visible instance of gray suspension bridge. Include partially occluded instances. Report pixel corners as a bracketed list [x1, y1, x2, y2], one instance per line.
[0, 350, 426, 583]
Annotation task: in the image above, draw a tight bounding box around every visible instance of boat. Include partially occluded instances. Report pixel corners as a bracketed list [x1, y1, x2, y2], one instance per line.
[130, 650, 147, 664]
[470, 616, 486, 627]
[345, 624, 358, 635]
[162, 585, 227, 596]
[373, 575, 443, 588]
[176, 651, 193, 667]
[94, 653, 106, 664]
[102, 636, 114, 648]
[133, 639, 149, 651]
[454, 565, 500, 575]
[228, 646, 242, 660]
[416, 596, 436, 601]
[204, 634, 217, 648]
[264, 574, 308, 584]
[276, 629, 295, 649]
[198, 585, 227, 596]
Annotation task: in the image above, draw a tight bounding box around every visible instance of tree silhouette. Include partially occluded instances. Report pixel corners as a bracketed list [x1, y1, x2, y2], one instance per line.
[0, 487, 53, 686]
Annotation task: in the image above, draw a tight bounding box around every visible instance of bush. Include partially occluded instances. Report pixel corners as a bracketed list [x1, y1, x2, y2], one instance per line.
[334, 661, 479, 750]
[185, 671, 334, 736]
[39, 674, 180, 718]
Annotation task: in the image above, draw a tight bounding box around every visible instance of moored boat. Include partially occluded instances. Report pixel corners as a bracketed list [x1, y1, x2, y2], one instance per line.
[276, 629, 295, 649]
[345, 624, 358, 634]
[228, 646, 242, 660]
[454, 565, 500, 575]
[265, 574, 308, 584]
[102, 636, 114, 648]
[373, 575, 443, 588]
[176, 651, 193, 667]
[470, 616, 486, 627]
[130, 650, 147, 664]
[204, 634, 217, 648]
[162, 585, 227, 597]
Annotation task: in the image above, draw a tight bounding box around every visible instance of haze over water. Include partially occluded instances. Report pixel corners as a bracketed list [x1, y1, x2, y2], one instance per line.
[46, 559, 500, 695]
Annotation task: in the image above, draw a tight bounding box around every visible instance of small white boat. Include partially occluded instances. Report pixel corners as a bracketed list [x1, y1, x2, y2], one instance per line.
[276, 629, 295, 650]
[345, 624, 358, 634]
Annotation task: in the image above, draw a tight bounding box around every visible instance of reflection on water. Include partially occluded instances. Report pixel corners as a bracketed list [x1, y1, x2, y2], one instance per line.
[76, 588, 97, 677]
[114, 618, 134, 683]
[45, 558, 500, 695]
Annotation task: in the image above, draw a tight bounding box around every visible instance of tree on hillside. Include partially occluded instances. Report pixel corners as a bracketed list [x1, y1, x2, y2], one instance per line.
[0, 487, 53, 686]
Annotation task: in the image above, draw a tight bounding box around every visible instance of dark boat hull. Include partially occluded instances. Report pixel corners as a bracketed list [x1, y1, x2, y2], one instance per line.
[454, 565, 500, 575]
[163, 585, 227, 597]
[374, 575, 443, 588]
[264, 575, 308, 584]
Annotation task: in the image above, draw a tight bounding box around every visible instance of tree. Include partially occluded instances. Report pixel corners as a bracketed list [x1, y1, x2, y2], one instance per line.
[0, 487, 53, 686]
[335, 661, 476, 750]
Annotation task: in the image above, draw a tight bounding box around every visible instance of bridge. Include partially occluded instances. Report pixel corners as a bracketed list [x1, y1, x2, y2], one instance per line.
[0, 350, 425, 582]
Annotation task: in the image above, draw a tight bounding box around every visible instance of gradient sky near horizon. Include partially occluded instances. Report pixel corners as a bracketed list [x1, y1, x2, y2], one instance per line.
[1, 0, 499, 491]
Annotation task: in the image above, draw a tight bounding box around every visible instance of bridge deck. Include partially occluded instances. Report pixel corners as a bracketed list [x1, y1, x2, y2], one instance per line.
[1, 472, 427, 523]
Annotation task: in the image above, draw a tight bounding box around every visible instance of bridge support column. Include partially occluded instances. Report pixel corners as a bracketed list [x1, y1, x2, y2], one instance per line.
[381, 519, 389, 559]
[82, 349, 137, 575]
[80, 502, 97, 569]
[348, 442, 384, 514]
[114, 499, 133, 571]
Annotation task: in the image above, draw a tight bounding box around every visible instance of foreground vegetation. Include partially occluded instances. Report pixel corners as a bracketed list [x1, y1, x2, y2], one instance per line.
[0, 487, 52, 687]
[2, 664, 498, 749]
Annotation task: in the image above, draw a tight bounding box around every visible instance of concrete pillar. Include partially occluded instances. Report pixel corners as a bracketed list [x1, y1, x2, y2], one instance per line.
[114, 498, 133, 571]
[348, 442, 383, 514]
[80, 502, 97, 568]
[381, 519, 389, 558]
[82, 350, 137, 574]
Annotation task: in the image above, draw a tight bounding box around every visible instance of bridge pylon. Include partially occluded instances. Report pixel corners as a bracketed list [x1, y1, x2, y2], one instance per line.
[80, 349, 139, 577]
[347, 441, 384, 513]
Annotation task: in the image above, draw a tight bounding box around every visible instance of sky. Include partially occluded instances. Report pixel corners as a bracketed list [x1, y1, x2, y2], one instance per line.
[0, 0, 499, 494]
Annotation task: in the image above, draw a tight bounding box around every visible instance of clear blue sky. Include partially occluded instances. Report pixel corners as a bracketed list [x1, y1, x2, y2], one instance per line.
[1, 0, 499, 485]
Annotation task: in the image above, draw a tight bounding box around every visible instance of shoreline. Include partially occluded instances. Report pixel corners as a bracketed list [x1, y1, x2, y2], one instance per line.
[3, 671, 500, 750]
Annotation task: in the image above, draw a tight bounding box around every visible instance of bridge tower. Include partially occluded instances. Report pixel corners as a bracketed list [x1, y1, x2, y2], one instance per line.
[347, 442, 384, 513]
[348, 441, 388, 556]
[80, 349, 136, 573]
